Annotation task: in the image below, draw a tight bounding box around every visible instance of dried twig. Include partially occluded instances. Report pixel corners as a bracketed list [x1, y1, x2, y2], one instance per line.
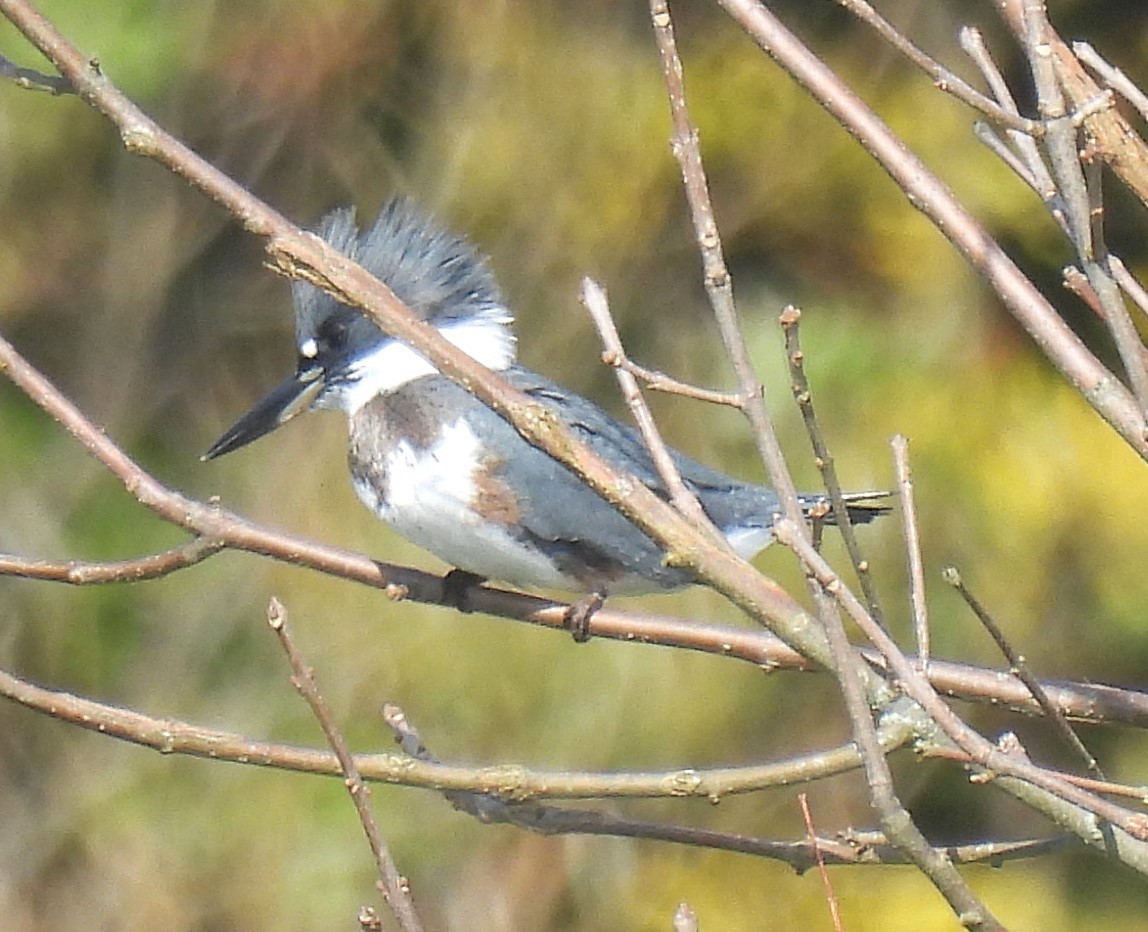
[648, 0, 808, 527]
[798, 793, 843, 932]
[0, 49, 70, 93]
[775, 519, 1148, 854]
[891, 436, 928, 668]
[780, 305, 885, 625]
[580, 277, 724, 541]
[942, 568, 1103, 780]
[268, 599, 423, 932]
[715, 0, 1148, 458]
[0, 538, 224, 584]
[836, 0, 1038, 133]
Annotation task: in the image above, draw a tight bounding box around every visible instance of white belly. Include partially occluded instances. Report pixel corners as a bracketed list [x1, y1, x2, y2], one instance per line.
[353, 419, 579, 590]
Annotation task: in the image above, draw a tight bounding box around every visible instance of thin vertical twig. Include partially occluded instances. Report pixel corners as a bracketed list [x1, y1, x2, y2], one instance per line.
[781, 305, 886, 625]
[891, 435, 928, 668]
[799, 576, 1002, 930]
[648, 0, 808, 528]
[798, 793, 843, 932]
[267, 599, 424, 932]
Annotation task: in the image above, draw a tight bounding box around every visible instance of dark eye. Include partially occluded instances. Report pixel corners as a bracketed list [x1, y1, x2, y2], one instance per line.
[318, 316, 349, 352]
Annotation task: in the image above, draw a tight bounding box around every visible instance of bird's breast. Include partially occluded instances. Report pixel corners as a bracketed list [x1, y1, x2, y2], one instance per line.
[347, 397, 584, 589]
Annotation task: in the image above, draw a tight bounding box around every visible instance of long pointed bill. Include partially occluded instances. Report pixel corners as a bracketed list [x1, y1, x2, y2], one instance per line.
[202, 364, 325, 460]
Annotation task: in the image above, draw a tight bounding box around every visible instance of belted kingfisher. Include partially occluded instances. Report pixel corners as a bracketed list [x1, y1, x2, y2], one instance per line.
[204, 199, 889, 594]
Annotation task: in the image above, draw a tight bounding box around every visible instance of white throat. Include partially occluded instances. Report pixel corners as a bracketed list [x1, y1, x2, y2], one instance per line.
[321, 310, 515, 415]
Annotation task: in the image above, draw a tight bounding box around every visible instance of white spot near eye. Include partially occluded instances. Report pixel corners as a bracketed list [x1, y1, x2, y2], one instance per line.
[300, 338, 319, 359]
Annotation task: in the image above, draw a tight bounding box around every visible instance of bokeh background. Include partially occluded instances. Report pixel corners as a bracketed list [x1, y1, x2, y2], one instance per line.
[2, 1, 1147, 929]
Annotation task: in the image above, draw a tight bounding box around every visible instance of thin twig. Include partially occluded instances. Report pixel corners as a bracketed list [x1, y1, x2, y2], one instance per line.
[960, 27, 1057, 199]
[267, 599, 423, 932]
[648, 0, 809, 528]
[1073, 41, 1148, 126]
[780, 305, 885, 625]
[580, 277, 725, 541]
[799, 794, 843, 932]
[835, 0, 1038, 134]
[774, 519, 1148, 850]
[1110, 256, 1148, 323]
[0, 537, 225, 584]
[1019, 3, 1148, 419]
[942, 568, 1103, 780]
[999, 0, 1148, 223]
[715, 0, 1148, 458]
[891, 436, 928, 669]
[381, 703, 1059, 869]
[610, 353, 747, 408]
[0, 660, 916, 799]
[0, 50, 71, 93]
[807, 570, 997, 927]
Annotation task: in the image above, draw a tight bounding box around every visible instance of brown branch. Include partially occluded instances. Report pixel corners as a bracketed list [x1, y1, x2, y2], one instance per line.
[997, 0, 1148, 211]
[780, 305, 886, 625]
[1074, 41, 1148, 124]
[608, 354, 747, 408]
[268, 599, 423, 932]
[891, 436, 929, 668]
[834, 0, 1039, 134]
[0, 49, 70, 93]
[383, 701, 1065, 872]
[0, 0, 853, 683]
[580, 277, 724, 539]
[775, 519, 1148, 871]
[715, 0, 1148, 458]
[806, 560, 998, 926]
[799, 794, 843, 932]
[943, 567, 1103, 780]
[0, 538, 224, 584]
[648, 0, 809, 534]
[0, 660, 914, 800]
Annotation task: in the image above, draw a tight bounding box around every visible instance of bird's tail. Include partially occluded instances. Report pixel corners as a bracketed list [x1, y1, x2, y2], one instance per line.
[797, 490, 894, 526]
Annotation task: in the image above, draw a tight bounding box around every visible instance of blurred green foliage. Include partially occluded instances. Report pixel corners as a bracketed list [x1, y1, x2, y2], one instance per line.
[2, 1, 1147, 929]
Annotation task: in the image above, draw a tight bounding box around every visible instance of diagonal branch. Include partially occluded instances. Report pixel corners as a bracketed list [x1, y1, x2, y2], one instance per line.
[714, 0, 1148, 459]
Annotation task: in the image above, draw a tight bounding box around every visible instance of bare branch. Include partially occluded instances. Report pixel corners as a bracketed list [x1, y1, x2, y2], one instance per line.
[0, 538, 224, 584]
[780, 305, 886, 625]
[648, 0, 807, 527]
[891, 436, 928, 668]
[580, 277, 724, 540]
[268, 599, 423, 932]
[0, 49, 70, 93]
[715, 0, 1148, 457]
[835, 0, 1038, 133]
[775, 519, 1148, 867]
[0, 660, 915, 799]
[1074, 41, 1148, 124]
[942, 567, 1103, 780]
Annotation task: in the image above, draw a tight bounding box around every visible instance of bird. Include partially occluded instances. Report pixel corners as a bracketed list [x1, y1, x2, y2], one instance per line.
[204, 198, 889, 597]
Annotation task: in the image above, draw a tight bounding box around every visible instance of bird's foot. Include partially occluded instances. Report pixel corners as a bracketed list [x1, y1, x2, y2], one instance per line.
[565, 591, 605, 643]
[442, 569, 487, 613]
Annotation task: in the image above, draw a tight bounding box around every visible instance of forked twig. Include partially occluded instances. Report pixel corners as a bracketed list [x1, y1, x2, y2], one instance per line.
[580, 277, 725, 541]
